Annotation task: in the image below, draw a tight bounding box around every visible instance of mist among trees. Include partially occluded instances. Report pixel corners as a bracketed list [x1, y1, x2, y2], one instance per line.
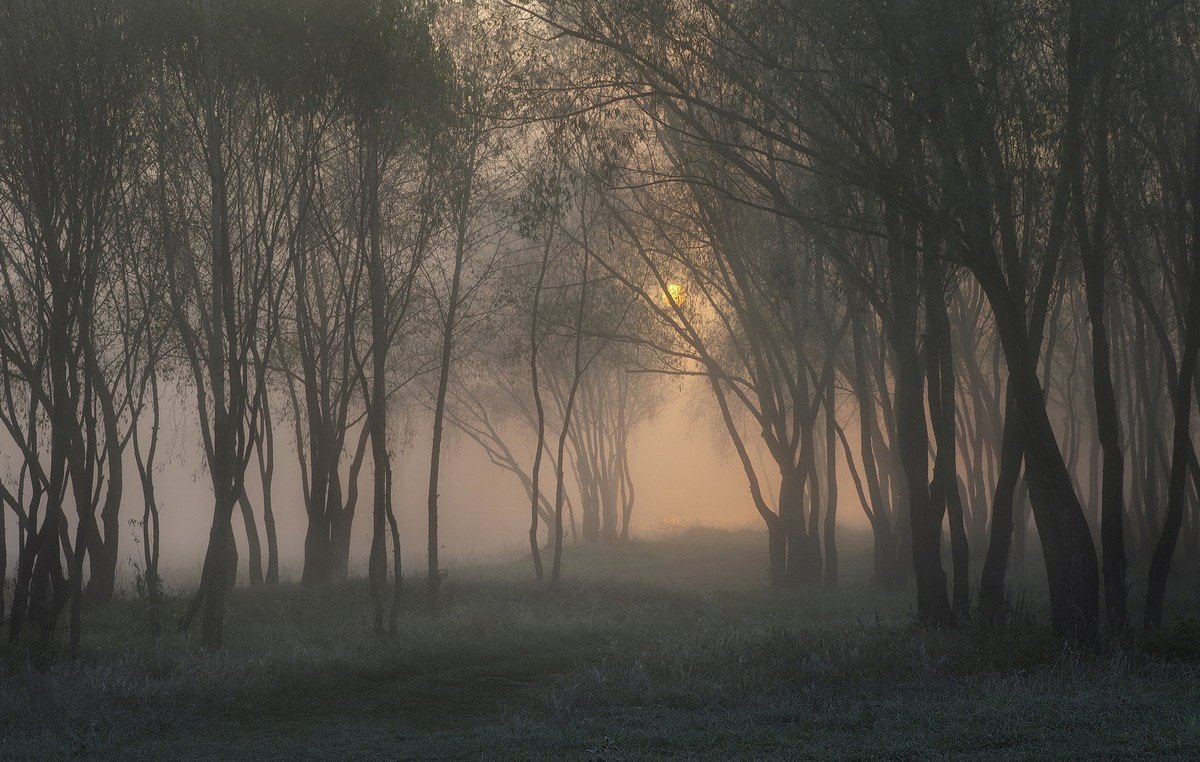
[3, 0, 1200, 756]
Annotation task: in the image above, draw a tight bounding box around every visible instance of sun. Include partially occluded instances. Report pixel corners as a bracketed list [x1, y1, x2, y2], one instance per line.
[662, 282, 686, 306]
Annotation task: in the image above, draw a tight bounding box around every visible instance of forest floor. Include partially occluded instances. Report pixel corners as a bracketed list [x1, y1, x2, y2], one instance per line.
[4, 528, 1200, 759]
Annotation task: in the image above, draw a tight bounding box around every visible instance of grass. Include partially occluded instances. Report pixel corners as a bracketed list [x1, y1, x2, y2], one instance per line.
[3, 527, 1200, 759]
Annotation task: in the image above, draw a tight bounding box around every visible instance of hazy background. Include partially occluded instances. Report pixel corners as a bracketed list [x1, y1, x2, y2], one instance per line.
[3, 375, 872, 589]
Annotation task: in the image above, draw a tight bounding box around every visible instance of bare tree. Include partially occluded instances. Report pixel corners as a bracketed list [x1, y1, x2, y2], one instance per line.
[163, 0, 301, 648]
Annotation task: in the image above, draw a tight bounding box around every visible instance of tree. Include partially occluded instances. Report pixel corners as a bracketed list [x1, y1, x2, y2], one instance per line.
[0, 0, 146, 652]
[163, 0, 300, 648]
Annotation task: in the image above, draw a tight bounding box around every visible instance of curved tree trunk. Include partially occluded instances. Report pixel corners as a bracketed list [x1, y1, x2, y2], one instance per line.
[237, 488, 263, 586]
[985, 276, 1100, 641]
[926, 257, 969, 617]
[823, 378, 839, 586]
[1144, 118, 1200, 628]
[979, 392, 1022, 618]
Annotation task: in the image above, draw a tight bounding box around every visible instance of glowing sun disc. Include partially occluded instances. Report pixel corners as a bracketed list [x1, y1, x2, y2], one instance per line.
[662, 282, 686, 306]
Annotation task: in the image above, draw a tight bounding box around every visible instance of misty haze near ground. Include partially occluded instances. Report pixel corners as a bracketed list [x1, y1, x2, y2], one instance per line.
[7, 383, 771, 584]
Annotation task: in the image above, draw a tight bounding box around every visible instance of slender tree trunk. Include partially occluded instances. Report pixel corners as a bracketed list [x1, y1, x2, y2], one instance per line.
[10, 469, 43, 640]
[135, 370, 163, 638]
[823, 372, 839, 586]
[8, 483, 41, 641]
[892, 272, 952, 624]
[365, 122, 392, 632]
[68, 499, 93, 657]
[551, 216, 591, 586]
[527, 234, 552, 579]
[581, 465, 601, 542]
[1073, 57, 1127, 633]
[804, 435, 823, 585]
[979, 391, 1023, 617]
[223, 522, 238, 591]
[601, 437, 620, 545]
[851, 310, 895, 589]
[180, 91, 248, 651]
[0, 494, 6, 628]
[926, 258, 969, 617]
[83, 404, 122, 606]
[1144, 316, 1200, 628]
[82, 350, 123, 607]
[385, 464, 402, 635]
[27, 496, 69, 642]
[1081, 259, 1127, 633]
[428, 141, 476, 605]
[1144, 118, 1200, 628]
[259, 403, 279, 585]
[618, 434, 636, 542]
[237, 488, 263, 586]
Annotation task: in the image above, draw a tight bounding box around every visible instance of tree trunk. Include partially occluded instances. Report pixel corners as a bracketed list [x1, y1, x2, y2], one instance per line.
[9, 482, 46, 642]
[979, 391, 1023, 618]
[0, 496, 6, 627]
[551, 212, 591, 586]
[202, 491, 236, 650]
[780, 464, 809, 586]
[926, 257, 969, 617]
[1081, 260, 1127, 633]
[804, 440, 824, 585]
[223, 522, 238, 591]
[823, 382, 839, 586]
[428, 140, 475, 605]
[582, 482, 600, 542]
[985, 277, 1100, 641]
[385, 464, 402, 635]
[328, 476, 351, 580]
[619, 432, 636, 542]
[767, 519, 787, 588]
[262, 471, 279, 585]
[1143, 316, 1200, 628]
[1073, 62, 1127, 634]
[82, 352, 124, 607]
[302, 512, 331, 586]
[260, 399, 279, 585]
[237, 488, 263, 586]
[527, 234, 552, 579]
[893, 302, 952, 624]
[851, 310, 895, 589]
[364, 121, 392, 632]
[1144, 118, 1200, 628]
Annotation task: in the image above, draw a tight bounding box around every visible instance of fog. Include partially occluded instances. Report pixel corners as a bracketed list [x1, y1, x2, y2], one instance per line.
[5, 0, 1200, 755]
[16, 379, 856, 588]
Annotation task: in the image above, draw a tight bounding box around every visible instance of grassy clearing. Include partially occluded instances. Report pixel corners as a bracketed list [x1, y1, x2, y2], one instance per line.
[2, 528, 1199, 759]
